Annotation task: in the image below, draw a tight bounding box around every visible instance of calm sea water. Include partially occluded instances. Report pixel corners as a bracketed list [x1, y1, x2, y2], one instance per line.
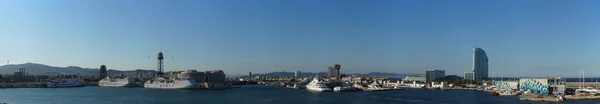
[1, 85, 599, 104]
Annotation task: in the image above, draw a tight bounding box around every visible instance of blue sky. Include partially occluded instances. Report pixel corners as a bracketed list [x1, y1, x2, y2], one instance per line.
[1, 0, 600, 77]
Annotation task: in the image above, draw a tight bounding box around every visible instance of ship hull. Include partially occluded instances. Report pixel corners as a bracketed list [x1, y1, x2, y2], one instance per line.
[144, 83, 197, 89]
[46, 79, 85, 88]
[99, 83, 136, 87]
[46, 84, 85, 88]
[306, 87, 331, 92]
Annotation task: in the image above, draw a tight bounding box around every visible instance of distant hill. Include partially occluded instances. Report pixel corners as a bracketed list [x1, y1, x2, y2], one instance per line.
[0, 63, 156, 76]
[241, 71, 421, 78]
[0, 63, 98, 75]
[0, 63, 421, 78]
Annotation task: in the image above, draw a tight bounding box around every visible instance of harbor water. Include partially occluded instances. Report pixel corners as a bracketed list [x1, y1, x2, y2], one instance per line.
[1, 85, 599, 104]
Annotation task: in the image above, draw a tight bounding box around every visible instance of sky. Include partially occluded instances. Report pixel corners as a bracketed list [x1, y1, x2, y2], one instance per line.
[1, 0, 600, 77]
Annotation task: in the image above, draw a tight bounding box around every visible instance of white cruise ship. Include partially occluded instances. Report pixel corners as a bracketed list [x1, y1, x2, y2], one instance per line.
[46, 79, 85, 88]
[144, 77, 198, 89]
[98, 77, 136, 87]
[305, 77, 331, 92]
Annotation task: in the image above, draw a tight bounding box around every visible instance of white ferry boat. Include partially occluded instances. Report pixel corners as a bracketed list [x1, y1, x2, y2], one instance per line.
[144, 77, 198, 89]
[305, 77, 331, 92]
[46, 79, 85, 88]
[98, 77, 136, 87]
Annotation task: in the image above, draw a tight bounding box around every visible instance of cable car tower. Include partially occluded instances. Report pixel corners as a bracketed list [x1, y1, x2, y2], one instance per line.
[147, 51, 174, 77]
[157, 52, 165, 77]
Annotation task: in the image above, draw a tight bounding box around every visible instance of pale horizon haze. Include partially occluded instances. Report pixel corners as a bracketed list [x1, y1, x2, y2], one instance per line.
[1, 0, 600, 77]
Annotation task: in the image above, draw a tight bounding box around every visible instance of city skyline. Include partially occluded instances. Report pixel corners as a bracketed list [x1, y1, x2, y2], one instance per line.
[1, 1, 600, 77]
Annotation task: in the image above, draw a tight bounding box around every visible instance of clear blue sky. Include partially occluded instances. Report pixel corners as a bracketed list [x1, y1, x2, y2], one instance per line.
[1, 0, 600, 77]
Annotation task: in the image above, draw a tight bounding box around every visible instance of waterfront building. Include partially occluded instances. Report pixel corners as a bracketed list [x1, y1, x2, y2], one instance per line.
[495, 81, 518, 90]
[333, 64, 341, 81]
[327, 64, 342, 81]
[13, 68, 27, 81]
[431, 82, 449, 88]
[549, 76, 567, 95]
[328, 66, 334, 78]
[167, 72, 177, 78]
[179, 70, 207, 83]
[443, 75, 463, 81]
[426, 70, 445, 82]
[464, 72, 474, 80]
[473, 47, 489, 80]
[167, 70, 227, 89]
[518, 77, 566, 95]
[166, 70, 218, 84]
[205, 70, 226, 83]
[294, 71, 301, 78]
[519, 78, 550, 95]
[403, 76, 426, 82]
[99, 65, 107, 79]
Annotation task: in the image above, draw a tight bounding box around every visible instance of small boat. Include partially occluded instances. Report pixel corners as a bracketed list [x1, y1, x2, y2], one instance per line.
[334, 86, 359, 92]
[334, 86, 344, 92]
[292, 83, 306, 89]
[499, 90, 519, 96]
[491, 92, 500, 96]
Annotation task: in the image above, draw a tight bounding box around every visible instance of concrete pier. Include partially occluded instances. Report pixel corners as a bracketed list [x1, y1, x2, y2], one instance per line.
[519, 97, 562, 102]
[0, 82, 46, 88]
[519, 95, 563, 102]
[565, 95, 600, 100]
[1, 82, 99, 88]
[566, 82, 600, 88]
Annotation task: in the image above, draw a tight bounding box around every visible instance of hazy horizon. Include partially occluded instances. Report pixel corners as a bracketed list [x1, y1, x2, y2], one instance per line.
[2, 0, 600, 77]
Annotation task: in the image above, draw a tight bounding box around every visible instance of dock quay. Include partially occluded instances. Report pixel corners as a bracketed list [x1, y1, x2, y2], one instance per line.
[566, 82, 600, 88]
[519, 95, 564, 102]
[1, 82, 100, 88]
[362, 88, 403, 92]
[0, 82, 46, 88]
[564, 95, 600, 100]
